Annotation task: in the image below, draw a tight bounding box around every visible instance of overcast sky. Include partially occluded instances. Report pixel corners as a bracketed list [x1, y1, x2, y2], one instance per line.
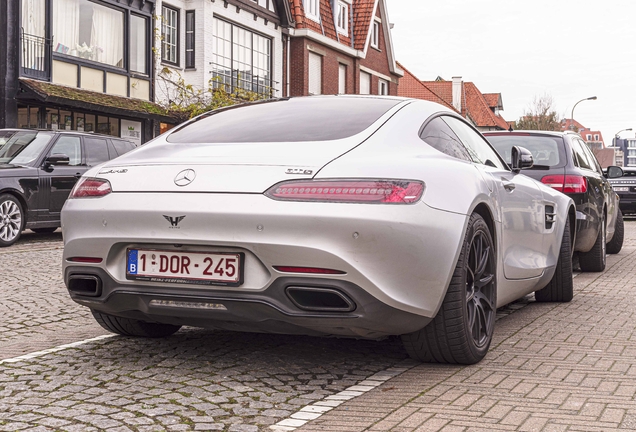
[386, 0, 636, 145]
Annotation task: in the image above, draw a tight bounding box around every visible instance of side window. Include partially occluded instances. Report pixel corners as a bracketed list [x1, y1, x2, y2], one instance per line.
[570, 138, 593, 170]
[579, 139, 603, 174]
[419, 117, 472, 162]
[443, 117, 506, 169]
[111, 139, 135, 156]
[84, 138, 111, 166]
[49, 136, 81, 166]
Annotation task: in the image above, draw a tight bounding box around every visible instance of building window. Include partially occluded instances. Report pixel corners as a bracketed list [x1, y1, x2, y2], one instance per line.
[130, 15, 148, 74]
[53, 0, 124, 68]
[371, 21, 380, 49]
[212, 18, 273, 96]
[594, 134, 599, 140]
[360, 71, 371, 95]
[378, 78, 388, 95]
[336, 2, 348, 35]
[338, 64, 346, 94]
[162, 5, 179, 65]
[308, 52, 322, 95]
[303, 0, 319, 21]
[185, 11, 195, 69]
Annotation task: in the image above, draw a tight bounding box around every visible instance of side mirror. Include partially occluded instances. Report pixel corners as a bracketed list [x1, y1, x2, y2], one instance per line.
[606, 166, 624, 179]
[510, 146, 533, 173]
[43, 153, 70, 169]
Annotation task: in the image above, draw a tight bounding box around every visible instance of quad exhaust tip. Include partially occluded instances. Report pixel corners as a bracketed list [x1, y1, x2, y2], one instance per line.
[286, 286, 356, 312]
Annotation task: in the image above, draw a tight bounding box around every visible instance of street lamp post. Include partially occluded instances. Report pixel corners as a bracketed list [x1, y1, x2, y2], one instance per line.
[570, 96, 597, 130]
[613, 128, 633, 147]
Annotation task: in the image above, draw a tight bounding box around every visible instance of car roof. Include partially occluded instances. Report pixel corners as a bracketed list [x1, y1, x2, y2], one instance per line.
[0, 128, 117, 140]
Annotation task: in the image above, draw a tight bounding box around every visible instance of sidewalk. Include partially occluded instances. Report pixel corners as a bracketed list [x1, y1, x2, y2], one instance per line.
[298, 224, 636, 431]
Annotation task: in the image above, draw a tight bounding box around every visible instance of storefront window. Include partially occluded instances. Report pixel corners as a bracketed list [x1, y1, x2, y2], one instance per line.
[59, 110, 73, 130]
[17, 107, 40, 129]
[53, 0, 124, 68]
[97, 116, 110, 135]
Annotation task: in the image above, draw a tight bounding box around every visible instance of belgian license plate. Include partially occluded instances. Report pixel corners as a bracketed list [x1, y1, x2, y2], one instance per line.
[126, 248, 243, 286]
[614, 187, 630, 192]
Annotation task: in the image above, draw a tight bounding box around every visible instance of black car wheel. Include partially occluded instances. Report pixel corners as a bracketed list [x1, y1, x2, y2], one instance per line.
[0, 194, 23, 247]
[606, 209, 624, 254]
[402, 213, 496, 364]
[91, 310, 182, 338]
[535, 217, 573, 302]
[579, 215, 606, 272]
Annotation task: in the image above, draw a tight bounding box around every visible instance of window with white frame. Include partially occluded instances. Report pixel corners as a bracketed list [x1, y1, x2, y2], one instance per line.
[304, 0, 320, 21]
[338, 64, 346, 94]
[162, 5, 179, 65]
[308, 52, 322, 95]
[378, 78, 388, 95]
[360, 71, 371, 95]
[336, 1, 348, 35]
[371, 20, 380, 49]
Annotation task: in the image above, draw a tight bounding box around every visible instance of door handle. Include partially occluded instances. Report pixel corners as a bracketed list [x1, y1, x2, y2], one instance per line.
[502, 181, 516, 191]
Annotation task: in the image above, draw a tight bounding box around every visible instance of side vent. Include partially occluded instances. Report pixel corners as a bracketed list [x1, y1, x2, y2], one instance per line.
[545, 205, 556, 230]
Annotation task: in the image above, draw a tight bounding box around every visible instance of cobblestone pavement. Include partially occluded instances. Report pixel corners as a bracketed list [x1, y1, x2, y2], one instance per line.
[1, 224, 636, 431]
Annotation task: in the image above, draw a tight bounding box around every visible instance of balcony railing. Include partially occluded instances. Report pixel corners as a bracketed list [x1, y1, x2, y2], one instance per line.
[209, 62, 278, 98]
[20, 31, 52, 80]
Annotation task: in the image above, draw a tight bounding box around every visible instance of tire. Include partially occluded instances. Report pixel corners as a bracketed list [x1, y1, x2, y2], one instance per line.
[0, 194, 24, 247]
[401, 213, 496, 365]
[579, 214, 606, 272]
[31, 227, 58, 234]
[606, 209, 624, 254]
[91, 310, 181, 338]
[535, 217, 573, 302]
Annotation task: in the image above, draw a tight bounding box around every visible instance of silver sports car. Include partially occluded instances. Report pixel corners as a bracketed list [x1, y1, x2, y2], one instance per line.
[62, 96, 576, 364]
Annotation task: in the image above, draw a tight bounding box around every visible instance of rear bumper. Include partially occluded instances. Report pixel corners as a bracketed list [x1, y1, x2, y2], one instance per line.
[65, 266, 431, 338]
[62, 192, 468, 338]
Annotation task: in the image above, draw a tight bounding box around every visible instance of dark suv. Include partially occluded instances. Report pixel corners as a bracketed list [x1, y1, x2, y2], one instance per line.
[0, 129, 136, 246]
[484, 130, 623, 272]
[608, 167, 636, 215]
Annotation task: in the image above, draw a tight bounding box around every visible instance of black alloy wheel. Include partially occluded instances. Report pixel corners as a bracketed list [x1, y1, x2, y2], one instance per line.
[402, 213, 497, 364]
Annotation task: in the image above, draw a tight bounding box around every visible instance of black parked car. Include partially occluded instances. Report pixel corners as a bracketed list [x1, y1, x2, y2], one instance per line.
[0, 129, 136, 246]
[484, 130, 624, 271]
[608, 167, 636, 215]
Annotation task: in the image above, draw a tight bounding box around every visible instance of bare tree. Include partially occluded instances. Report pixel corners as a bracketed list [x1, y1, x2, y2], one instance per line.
[514, 94, 562, 131]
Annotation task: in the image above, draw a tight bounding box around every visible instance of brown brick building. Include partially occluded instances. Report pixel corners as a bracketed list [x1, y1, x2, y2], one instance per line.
[285, 0, 402, 97]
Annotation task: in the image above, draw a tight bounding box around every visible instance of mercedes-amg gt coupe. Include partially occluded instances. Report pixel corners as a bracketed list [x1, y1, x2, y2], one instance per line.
[62, 96, 576, 364]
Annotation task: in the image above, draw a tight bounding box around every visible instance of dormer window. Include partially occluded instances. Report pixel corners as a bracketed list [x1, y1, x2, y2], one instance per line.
[336, 1, 348, 35]
[371, 20, 380, 49]
[304, 0, 320, 22]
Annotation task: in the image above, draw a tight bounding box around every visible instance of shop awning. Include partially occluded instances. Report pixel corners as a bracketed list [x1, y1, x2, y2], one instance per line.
[17, 78, 176, 123]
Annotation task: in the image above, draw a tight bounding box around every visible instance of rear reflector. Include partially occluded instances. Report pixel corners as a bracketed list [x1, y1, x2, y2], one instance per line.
[266, 180, 424, 204]
[70, 177, 112, 198]
[274, 266, 346, 275]
[67, 257, 103, 263]
[541, 175, 587, 194]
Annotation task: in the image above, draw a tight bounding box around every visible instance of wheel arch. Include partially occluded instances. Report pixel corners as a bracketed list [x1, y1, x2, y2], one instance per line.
[472, 202, 497, 254]
[568, 205, 576, 250]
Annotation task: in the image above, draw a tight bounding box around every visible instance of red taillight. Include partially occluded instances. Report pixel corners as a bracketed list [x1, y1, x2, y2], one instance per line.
[70, 178, 112, 198]
[273, 266, 346, 275]
[541, 175, 587, 193]
[67, 257, 103, 263]
[265, 180, 424, 204]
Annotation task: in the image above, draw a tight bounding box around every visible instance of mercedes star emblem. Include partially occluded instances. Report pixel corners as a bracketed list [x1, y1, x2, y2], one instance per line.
[174, 169, 196, 187]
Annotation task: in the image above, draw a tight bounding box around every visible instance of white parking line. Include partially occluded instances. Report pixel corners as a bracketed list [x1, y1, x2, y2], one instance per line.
[269, 365, 415, 431]
[0, 334, 116, 365]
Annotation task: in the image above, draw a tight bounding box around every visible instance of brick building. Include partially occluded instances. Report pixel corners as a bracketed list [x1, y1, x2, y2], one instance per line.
[286, 0, 403, 96]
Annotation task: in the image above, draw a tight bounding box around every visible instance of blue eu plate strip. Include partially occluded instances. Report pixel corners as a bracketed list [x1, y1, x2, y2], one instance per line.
[128, 250, 138, 275]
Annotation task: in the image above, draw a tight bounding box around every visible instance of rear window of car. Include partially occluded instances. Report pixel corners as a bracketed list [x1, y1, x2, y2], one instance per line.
[0, 130, 17, 145]
[485, 134, 564, 168]
[166, 97, 402, 143]
[111, 139, 135, 156]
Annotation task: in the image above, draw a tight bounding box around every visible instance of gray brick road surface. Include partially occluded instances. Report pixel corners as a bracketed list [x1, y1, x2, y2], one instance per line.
[2, 224, 636, 431]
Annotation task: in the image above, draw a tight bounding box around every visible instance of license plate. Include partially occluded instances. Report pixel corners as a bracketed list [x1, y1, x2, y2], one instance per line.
[614, 187, 630, 192]
[126, 248, 243, 286]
